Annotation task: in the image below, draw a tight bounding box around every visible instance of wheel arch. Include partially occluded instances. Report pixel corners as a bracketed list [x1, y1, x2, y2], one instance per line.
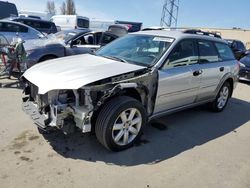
[215, 73, 236, 98]
[225, 77, 234, 97]
[90, 84, 147, 130]
[38, 54, 58, 62]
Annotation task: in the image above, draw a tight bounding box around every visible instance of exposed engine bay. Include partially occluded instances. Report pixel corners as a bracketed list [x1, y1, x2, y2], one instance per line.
[22, 68, 158, 135]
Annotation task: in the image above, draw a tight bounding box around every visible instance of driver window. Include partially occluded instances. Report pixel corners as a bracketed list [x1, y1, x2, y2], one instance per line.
[162, 39, 198, 69]
[72, 34, 94, 45]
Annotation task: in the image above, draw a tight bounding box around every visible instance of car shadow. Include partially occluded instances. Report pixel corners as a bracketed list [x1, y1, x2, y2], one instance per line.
[42, 98, 250, 166]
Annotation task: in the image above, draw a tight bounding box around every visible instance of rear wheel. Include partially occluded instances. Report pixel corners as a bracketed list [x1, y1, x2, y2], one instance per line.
[95, 96, 147, 151]
[209, 82, 231, 112]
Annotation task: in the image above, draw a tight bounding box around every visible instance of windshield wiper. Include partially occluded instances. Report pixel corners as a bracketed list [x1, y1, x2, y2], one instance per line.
[102, 55, 129, 63]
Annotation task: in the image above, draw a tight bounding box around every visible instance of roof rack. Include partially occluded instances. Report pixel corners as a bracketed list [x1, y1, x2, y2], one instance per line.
[183, 29, 221, 39]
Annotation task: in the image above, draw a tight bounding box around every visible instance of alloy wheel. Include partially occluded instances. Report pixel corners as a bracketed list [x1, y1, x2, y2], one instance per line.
[112, 108, 142, 146]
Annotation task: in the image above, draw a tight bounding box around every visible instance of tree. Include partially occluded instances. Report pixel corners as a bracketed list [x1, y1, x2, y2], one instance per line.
[60, 2, 66, 15]
[66, 0, 76, 15]
[46, 0, 56, 15]
[60, 0, 76, 15]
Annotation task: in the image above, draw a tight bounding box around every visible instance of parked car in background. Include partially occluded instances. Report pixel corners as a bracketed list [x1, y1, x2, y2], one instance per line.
[24, 27, 124, 67]
[50, 15, 89, 30]
[115, 20, 142, 32]
[142, 26, 165, 31]
[90, 19, 115, 31]
[226, 39, 246, 60]
[18, 10, 53, 21]
[19, 14, 41, 19]
[10, 17, 57, 34]
[0, 1, 18, 19]
[239, 51, 250, 82]
[106, 24, 129, 38]
[0, 20, 45, 43]
[22, 29, 239, 151]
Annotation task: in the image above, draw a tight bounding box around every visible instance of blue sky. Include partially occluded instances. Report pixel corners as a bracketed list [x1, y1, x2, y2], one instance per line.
[10, 0, 250, 29]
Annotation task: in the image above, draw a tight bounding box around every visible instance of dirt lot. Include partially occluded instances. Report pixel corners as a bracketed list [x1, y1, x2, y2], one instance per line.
[0, 78, 250, 188]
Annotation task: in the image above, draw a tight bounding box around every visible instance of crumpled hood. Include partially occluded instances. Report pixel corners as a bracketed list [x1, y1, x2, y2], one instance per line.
[23, 54, 145, 94]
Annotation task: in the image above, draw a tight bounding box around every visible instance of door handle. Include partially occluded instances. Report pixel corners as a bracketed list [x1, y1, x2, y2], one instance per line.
[193, 70, 203, 76]
[220, 67, 225, 72]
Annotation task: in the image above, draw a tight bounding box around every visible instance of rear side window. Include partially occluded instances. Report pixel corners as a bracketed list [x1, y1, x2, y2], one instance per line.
[198, 40, 219, 63]
[214, 42, 235, 61]
[39, 22, 52, 29]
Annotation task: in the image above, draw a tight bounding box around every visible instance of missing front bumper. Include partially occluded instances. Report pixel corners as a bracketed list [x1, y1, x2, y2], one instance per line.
[22, 100, 49, 129]
[22, 98, 92, 133]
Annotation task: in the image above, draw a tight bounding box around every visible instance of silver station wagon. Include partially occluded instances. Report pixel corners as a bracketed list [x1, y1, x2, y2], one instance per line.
[22, 29, 239, 151]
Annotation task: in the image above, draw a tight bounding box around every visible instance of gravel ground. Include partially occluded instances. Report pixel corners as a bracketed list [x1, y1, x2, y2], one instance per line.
[0, 78, 250, 188]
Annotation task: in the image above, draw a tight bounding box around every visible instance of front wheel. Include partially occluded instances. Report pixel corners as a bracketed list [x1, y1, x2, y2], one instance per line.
[209, 82, 231, 112]
[95, 96, 147, 151]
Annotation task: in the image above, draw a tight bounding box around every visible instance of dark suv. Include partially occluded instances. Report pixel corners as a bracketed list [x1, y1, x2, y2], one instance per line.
[226, 39, 246, 60]
[11, 17, 57, 34]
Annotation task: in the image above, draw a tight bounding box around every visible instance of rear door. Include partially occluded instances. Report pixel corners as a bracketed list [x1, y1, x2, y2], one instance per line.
[154, 39, 202, 113]
[196, 40, 232, 101]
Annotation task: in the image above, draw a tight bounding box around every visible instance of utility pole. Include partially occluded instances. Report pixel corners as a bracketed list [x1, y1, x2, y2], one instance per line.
[160, 0, 180, 28]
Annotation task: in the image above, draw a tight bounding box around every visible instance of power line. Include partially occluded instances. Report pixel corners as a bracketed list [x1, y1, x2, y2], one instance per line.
[160, 0, 180, 28]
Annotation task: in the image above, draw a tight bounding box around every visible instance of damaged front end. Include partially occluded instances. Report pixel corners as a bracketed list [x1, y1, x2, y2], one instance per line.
[22, 68, 158, 135]
[22, 84, 94, 134]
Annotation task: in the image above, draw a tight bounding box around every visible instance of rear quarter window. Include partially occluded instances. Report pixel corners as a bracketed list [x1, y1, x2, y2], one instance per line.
[198, 40, 219, 63]
[215, 42, 235, 61]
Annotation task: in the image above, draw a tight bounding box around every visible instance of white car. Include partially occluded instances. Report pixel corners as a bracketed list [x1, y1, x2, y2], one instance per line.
[0, 20, 45, 43]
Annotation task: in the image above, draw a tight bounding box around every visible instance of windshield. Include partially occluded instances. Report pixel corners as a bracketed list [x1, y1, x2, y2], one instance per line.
[53, 30, 77, 42]
[96, 34, 173, 67]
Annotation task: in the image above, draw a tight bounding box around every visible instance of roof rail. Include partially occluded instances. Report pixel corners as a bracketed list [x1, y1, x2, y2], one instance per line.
[183, 29, 221, 39]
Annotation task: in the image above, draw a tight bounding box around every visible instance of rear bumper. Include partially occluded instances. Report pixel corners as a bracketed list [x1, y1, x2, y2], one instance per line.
[239, 77, 250, 82]
[239, 69, 250, 82]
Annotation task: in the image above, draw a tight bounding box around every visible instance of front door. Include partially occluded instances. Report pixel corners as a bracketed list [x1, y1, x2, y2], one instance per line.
[154, 39, 202, 113]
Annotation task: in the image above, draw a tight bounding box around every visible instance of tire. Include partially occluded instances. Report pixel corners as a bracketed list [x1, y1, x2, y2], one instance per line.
[95, 96, 147, 151]
[209, 82, 231, 112]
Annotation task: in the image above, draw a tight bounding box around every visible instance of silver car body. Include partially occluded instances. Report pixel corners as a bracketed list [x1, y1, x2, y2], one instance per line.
[0, 20, 44, 43]
[24, 29, 120, 67]
[22, 30, 239, 133]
